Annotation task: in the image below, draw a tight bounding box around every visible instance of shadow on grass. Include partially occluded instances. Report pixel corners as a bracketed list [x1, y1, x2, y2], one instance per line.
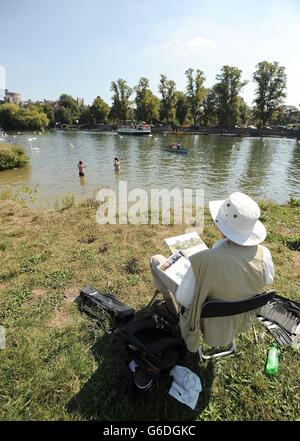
[284, 238, 300, 252]
[67, 306, 215, 421]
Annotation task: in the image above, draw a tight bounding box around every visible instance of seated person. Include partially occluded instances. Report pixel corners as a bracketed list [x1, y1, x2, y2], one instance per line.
[150, 192, 274, 352]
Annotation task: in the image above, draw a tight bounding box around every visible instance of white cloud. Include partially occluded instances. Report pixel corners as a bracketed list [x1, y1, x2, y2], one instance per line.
[148, 33, 217, 60]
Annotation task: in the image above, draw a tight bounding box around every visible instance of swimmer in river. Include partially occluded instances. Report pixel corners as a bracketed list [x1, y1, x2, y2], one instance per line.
[114, 157, 120, 172]
[78, 160, 87, 177]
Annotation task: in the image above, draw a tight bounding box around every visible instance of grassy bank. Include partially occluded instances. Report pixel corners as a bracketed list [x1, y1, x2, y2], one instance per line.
[0, 143, 29, 171]
[0, 195, 299, 421]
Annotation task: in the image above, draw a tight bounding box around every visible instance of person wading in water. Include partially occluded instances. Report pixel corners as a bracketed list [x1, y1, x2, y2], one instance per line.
[78, 160, 87, 177]
[114, 157, 121, 172]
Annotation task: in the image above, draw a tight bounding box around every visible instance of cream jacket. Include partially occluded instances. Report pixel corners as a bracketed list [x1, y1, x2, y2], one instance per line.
[180, 240, 266, 351]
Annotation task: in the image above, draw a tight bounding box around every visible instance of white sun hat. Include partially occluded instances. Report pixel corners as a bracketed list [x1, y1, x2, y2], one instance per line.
[209, 192, 266, 246]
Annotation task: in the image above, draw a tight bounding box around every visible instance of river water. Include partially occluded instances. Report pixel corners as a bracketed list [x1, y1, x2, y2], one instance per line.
[0, 130, 299, 207]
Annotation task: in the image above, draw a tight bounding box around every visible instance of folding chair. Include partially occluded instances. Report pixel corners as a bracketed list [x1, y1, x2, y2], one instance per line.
[198, 290, 276, 362]
[147, 290, 161, 309]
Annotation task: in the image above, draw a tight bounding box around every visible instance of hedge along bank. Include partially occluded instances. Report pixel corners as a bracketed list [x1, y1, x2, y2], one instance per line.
[0, 143, 29, 171]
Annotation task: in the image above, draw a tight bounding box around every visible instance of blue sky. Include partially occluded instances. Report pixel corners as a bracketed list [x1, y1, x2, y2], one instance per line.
[1, 0, 299, 106]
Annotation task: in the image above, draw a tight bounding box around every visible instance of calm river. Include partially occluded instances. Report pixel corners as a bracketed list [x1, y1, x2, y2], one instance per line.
[0, 131, 299, 207]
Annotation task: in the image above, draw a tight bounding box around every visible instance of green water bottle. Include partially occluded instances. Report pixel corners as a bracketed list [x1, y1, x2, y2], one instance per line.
[265, 344, 279, 376]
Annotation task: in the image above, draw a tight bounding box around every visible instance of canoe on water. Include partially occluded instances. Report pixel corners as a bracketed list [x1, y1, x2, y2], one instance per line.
[165, 148, 188, 154]
[165, 144, 188, 154]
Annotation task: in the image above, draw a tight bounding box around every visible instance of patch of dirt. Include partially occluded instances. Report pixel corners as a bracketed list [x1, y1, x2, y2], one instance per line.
[48, 308, 72, 328]
[63, 286, 80, 303]
[28, 288, 47, 304]
[278, 225, 293, 236]
[0, 281, 9, 291]
[292, 251, 300, 278]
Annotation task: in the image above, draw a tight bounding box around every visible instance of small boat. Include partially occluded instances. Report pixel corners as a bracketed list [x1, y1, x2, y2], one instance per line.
[165, 143, 188, 154]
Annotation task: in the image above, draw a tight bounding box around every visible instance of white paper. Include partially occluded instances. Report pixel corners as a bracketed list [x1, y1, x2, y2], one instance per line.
[165, 232, 208, 257]
[158, 251, 191, 287]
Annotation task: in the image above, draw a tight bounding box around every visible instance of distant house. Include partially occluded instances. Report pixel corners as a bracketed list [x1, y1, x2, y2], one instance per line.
[4, 89, 22, 106]
[21, 98, 59, 109]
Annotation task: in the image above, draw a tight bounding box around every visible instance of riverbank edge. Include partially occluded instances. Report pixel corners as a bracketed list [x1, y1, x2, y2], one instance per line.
[3, 126, 300, 139]
[66, 125, 300, 139]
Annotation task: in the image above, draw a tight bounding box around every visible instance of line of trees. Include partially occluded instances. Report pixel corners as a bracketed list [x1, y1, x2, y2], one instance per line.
[1, 61, 299, 131]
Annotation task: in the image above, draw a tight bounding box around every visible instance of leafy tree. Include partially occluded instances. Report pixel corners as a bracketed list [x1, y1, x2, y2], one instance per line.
[110, 79, 132, 122]
[202, 86, 219, 126]
[0, 103, 19, 130]
[79, 107, 95, 127]
[54, 106, 74, 125]
[22, 109, 48, 129]
[42, 103, 55, 126]
[90, 96, 110, 124]
[273, 105, 300, 126]
[158, 74, 177, 124]
[22, 101, 56, 126]
[58, 94, 79, 112]
[185, 68, 206, 126]
[214, 65, 248, 128]
[0, 103, 48, 130]
[238, 97, 252, 126]
[253, 61, 287, 127]
[175, 91, 190, 126]
[134, 77, 160, 123]
[54, 94, 80, 125]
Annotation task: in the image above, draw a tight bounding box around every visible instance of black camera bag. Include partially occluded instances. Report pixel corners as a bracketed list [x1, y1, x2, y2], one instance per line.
[79, 285, 135, 322]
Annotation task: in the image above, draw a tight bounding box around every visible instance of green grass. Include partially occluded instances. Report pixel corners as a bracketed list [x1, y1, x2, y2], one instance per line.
[0, 196, 299, 421]
[0, 143, 29, 171]
[53, 194, 75, 211]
